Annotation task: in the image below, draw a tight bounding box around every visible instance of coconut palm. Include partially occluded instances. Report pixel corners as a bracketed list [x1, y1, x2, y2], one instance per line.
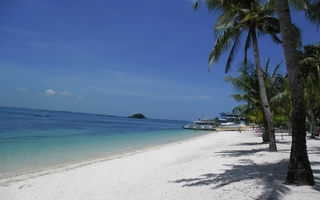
[270, 76, 292, 130]
[193, 0, 290, 151]
[224, 61, 263, 128]
[193, 0, 316, 184]
[275, 0, 315, 185]
[224, 58, 284, 141]
[299, 43, 320, 138]
[309, 0, 320, 26]
[289, 0, 320, 26]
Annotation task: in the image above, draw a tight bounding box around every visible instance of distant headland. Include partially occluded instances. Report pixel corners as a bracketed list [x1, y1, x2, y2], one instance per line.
[127, 113, 147, 119]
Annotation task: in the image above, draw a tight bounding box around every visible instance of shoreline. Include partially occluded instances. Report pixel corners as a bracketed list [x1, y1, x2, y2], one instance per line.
[1, 130, 319, 199]
[0, 130, 216, 181]
[0, 128, 211, 178]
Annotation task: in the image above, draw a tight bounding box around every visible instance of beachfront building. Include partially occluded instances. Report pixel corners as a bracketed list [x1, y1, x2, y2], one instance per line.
[218, 112, 246, 124]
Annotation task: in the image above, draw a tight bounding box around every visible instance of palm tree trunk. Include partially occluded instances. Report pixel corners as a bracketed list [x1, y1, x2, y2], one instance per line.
[275, 0, 314, 185]
[262, 117, 269, 142]
[261, 109, 269, 142]
[251, 29, 277, 151]
[308, 98, 317, 138]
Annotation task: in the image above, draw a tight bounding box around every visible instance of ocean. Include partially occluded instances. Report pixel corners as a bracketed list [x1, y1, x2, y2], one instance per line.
[0, 106, 208, 177]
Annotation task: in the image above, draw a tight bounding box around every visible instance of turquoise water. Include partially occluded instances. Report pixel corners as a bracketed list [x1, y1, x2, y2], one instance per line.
[0, 107, 207, 177]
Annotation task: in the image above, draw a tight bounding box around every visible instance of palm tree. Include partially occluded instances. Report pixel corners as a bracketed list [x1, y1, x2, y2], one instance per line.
[299, 43, 320, 138]
[193, 0, 316, 184]
[224, 58, 284, 142]
[294, 0, 320, 27]
[270, 76, 292, 130]
[193, 0, 286, 151]
[275, 0, 315, 185]
[224, 60, 263, 130]
[310, 0, 320, 26]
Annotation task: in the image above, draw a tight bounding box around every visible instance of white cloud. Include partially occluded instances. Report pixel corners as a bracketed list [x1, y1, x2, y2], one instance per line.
[60, 90, 82, 99]
[45, 89, 56, 95]
[16, 87, 28, 92]
[44, 89, 82, 99]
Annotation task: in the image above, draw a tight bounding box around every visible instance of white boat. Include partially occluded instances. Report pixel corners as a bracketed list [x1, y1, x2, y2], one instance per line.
[215, 122, 249, 131]
[182, 124, 216, 131]
[182, 118, 217, 131]
[182, 112, 250, 131]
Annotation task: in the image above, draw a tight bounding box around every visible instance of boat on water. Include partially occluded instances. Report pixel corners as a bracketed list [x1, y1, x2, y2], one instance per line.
[182, 119, 217, 131]
[214, 122, 250, 131]
[182, 124, 216, 131]
[182, 112, 250, 131]
[182, 121, 250, 131]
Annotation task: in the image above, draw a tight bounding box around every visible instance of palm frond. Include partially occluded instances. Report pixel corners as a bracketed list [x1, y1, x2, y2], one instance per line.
[208, 28, 242, 72]
[224, 30, 243, 73]
[289, 0, 310, 10]
[243, 32, 251, 65]
[262, 0, 277, 15]
[292, 23, 303, 48]
[271, 59, 283, 76]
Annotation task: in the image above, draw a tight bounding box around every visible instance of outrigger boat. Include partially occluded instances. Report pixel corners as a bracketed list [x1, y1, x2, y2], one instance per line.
[214, 122, 250, 131]
[182, 112, 251, 131]
[182, 121, 250, 131]
[182, 119, 217, 131]
[182, 124, 216, 131]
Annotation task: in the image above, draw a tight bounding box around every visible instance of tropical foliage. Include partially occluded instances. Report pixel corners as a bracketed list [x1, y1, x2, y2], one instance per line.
[299, 43, 320, 137]
[274, 0, 315, 185]
[289, 0, 320, 26]
[193, 0, 318, 185]
[224, 58, 285, 141]
[193, 0, 288, 151]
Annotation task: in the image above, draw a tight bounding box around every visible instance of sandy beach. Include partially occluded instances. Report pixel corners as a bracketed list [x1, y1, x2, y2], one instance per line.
[1, 130, 319, 200]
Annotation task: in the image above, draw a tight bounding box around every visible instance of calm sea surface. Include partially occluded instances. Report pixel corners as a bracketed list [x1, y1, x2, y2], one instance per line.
[0, 107, 208, 177]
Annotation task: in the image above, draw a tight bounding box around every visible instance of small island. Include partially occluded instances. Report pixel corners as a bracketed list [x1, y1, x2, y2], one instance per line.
[127, 113, 147, 119]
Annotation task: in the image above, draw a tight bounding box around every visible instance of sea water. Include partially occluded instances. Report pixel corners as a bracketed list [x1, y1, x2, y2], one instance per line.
[0, 107, 207, 177]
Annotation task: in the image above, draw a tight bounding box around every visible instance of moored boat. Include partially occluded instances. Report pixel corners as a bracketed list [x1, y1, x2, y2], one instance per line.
[182, 118, 217, 131]
[182, 124, 216, 131]
[214, 122, 250, 131]
[182, 112, 250, 131]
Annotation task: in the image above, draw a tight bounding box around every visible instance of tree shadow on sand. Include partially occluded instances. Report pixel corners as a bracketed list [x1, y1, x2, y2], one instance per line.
[307, 143, 320, 187]
[234, 142, 265, 146]
[215, 149, 266, 158]
[311, 162, 320, 184]
[171, 143, 320, 198]
[172, 158, 291, 199]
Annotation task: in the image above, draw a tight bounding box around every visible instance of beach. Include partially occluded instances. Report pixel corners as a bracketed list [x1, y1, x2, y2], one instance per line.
[1, 130, 319, 200]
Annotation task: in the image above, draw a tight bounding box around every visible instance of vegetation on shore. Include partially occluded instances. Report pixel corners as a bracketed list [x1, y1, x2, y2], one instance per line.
[127, 113, 147, 119]
[193, 0, 319, 186]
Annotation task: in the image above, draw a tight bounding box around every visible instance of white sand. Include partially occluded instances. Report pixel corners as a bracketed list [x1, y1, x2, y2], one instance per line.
[1, 131, 319, 200]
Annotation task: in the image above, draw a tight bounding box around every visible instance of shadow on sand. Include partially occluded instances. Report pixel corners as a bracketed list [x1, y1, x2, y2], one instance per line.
[171, 141, 320, 199]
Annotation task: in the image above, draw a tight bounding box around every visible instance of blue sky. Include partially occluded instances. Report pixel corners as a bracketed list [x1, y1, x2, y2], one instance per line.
[0, 0, 319, 120]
